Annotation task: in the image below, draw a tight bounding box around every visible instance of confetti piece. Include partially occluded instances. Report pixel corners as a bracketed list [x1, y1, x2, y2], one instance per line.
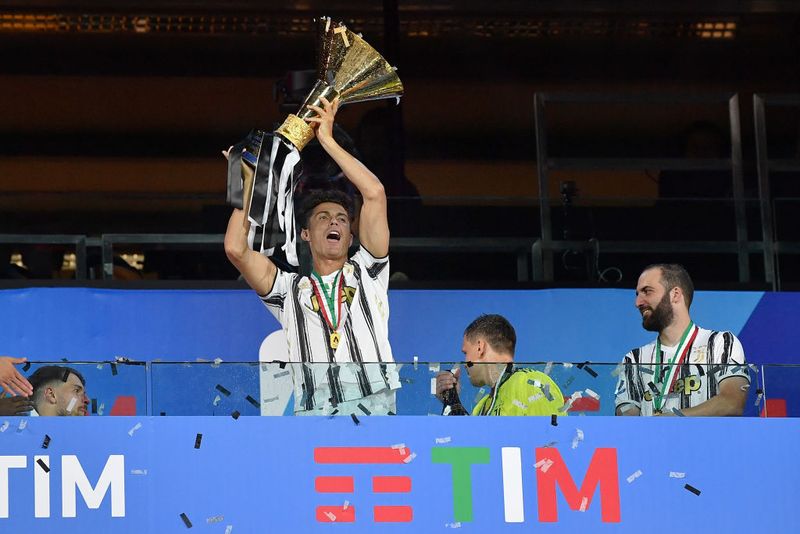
[626, 470, 642, 483]
[358, 403, 371, 415]
[206, 515, 224, 524]
[350, 413, 360, 425]
[527, 379, 542, 388]
[543, 362, 553, 375]
[669, 472, 686, 479]
[263, 395, 280, 403]
[37, 458, 49, 473]
[748, 364, 760, 373]
[671, 407, 686, 417]
[325, 511, 337, 521]
[684, 484, 701, 496]
[571, 429, 584, 449]
[402, 452, 417, 464]
[550, 414, 558, 426]
[333, 26, 350, 47]
[583, 365, 598, 378]
[110, 363, 118, 376]
[130, 469, 148, 475]
[66, 396, 77, 414]
[179, 512, 193, 528]
[562, 362, 574, 368]
[212, 358, 223, 368]
[527, 393, 543, 403]
[473, 387, 487, 404]
[343, 501, 350, 510]
[647, 381, 659, 395]
[562, 376, 575, 389]
[442, 405, 452, 416]
[96, 364, 105, 370]
[231, 410, 240, 420]
[446, 522, 462, 528]
[540, 459, 554, 473]
[585, 388, 600, 400]
[512, 399, 528, 410]
[22, 362, 31, 372]
[579, 496, 588, 512]
[41, 434, 51, 449]
[430, 377, 438, 395]
[413, 356, 418, 369]
[246, 395, 260, 409]
[542, 384, 554, 402]
[98, 403, 105, 416]
[435, 436, 452, 444]
[212, 395, 222, 407]
[0, 421, 8, 432]
[754, 389, 764, 406]
[641, 367, 654, 375]
[128, 423, 142, 436]
[224, 526, 233, 534]
[194, 434, 202, 449]
[610, 364, 623, 377]
[62, 368, 70, 382]
[615, 383, 626, 396]
[216, 384, 232, 397]
[273, 370, 290, 379]
[91, 398, 97, 414]
[17, 419, 27, 432]
[429, 363, 440, 373]
[391, 443, 406, 454]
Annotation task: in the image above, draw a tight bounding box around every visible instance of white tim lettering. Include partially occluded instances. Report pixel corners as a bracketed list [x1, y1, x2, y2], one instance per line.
[34, 455, 50, 518]
[501, 447, 524, 523]
[62, 455, 125, 518]
[0, 456, 27, 518]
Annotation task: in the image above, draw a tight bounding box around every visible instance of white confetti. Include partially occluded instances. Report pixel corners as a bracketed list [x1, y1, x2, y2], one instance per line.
[446, 522, 462, 529]
[429, 363, 440, 373]
[579, 496, 588, 511]
[130, 469, 148, 475]
[527, 393, 543, 403]
[669, 471, 686, 479]
[98, 403, 105, 416]
[402, 452, 417, 464]
[66, 396, 77, 414]
[96, 363, 105, 370]
[0, 421, 8, 432]
[540, 459, 554, 473]
[325, 511, 337, 521]
[413, 356, 418, 369]
[430, 377, 438, 395]
[213, 395, 222, 407]
[224, 526, 233, 534]
[263, 395, 280, 403]
[611, 363, 623, 377]
[435, 436, 452, 444]
[273, 370, 290, 379]
[206, 515, 224, 524]
[571, 429, 584, 449]
[442, 405, 452, 416]
[512, 399, 528, 410]
[626, 470, 642, 483]
[473, 387, 487, 404]
[543, 362, 553, 375]
[584, 388, 600, 400]
[212, 358, 223, 368]
[128, 422, 142, 437]
[343, 500, 350, 510]
[17, 419, 27, 432]
[562, 362, 573, 368]
[391, 443, 407, 455]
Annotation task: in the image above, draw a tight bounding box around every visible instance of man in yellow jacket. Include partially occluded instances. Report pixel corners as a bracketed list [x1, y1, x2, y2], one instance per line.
[435, 314, 564, 416]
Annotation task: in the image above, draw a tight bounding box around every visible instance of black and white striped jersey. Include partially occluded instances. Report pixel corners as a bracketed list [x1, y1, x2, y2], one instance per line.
[615, 326, 750, 416]
[261, 246, 400, 412]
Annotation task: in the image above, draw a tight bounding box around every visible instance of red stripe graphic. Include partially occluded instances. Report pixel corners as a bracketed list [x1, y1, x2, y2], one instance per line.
[315, 447, 410, 464]
[372, 476, 412, 493]
[315, 476, 354, 493]
[316, 505, 356, 523]
[374, 505, 413, 522]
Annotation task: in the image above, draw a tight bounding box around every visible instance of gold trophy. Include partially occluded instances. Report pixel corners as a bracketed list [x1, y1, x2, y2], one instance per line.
[275, 16, 404, 150]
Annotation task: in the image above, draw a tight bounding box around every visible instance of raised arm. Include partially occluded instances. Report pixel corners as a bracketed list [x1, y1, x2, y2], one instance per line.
[306, 97, 389, 257]
[223, 208, 277, 296]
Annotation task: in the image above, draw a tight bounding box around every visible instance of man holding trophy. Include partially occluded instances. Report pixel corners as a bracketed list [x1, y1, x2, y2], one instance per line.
[224, 18, 402, 415]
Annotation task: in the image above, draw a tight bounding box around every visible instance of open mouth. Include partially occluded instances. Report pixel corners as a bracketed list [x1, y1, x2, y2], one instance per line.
[326, 230, 341, 242]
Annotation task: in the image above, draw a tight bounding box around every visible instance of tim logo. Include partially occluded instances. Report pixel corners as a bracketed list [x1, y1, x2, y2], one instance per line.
[314, 447, 412, 523]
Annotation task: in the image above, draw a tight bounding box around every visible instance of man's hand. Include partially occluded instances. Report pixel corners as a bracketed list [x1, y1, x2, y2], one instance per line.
[306, 96, 340, 144]
[435, 368, 462, 401]
[0, 357, 33, 397]
[0, 396, 34, 416]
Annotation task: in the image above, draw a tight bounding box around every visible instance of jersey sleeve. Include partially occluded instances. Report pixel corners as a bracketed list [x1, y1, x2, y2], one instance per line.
[710, 331, 750, 385]
[259, 268, 293, 324]
[615, 352, 643, 414]
[353, 245, 390, 292]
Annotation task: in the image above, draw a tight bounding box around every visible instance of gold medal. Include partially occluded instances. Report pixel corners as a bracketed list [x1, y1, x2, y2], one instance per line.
[330, 332, 341, 349]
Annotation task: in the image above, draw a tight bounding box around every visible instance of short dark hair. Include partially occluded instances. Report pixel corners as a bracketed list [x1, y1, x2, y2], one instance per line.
[643, 263, 695, 308]
[28, 365, 86, 404]
[300, 189, 354, 228]
[464, 314, 516, 355]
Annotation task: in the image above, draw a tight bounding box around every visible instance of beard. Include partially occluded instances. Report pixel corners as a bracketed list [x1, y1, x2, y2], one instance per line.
[640, 291, 674, 332]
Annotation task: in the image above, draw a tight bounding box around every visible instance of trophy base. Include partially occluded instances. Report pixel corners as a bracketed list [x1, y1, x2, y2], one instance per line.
[276, 114, 314, 151]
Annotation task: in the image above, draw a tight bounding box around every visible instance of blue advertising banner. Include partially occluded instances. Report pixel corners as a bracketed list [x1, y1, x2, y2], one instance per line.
[0, 416, 797, 533]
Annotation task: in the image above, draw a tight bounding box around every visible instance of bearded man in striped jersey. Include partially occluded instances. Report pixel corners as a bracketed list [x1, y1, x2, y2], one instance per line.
[225, 96, 399, 415]
[615, 264, 749, 416]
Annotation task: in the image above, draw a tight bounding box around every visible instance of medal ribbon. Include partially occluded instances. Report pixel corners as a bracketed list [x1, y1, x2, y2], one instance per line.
[310, 270, 344, 332]
[653, 322, 698, 412]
